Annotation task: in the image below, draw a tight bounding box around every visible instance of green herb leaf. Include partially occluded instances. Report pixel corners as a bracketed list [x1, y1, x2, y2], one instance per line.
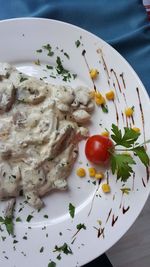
[34, 59, 41, 66]
[48, 261, 56, 267]
[101, 104, 108, 113]
[57, 254, 61, 260]
[75, 40, 81, 48]
[26, 215, 33, 222]
[36, 49, 42, 53]
[111, 124, 140, 148]
[64, 52, 70, 59]
[133, 146, 149, 167]
[40, 246, 44, 253]
[16, 217, 22, 222]
[46, 65, 53, 69]
[69, 203, 75, 218]
[121, 188, 131, 195]
[20, 77, 28, 83]
[54, 242, 73, 255]
[4, 217, 14, 235]
[111, 154, 136, 182]
[42, 44, 54, 56]
[76, 223, 86, 230]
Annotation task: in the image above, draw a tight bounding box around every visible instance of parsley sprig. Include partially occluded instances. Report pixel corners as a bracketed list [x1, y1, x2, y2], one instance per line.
[0, 216, 14, 235]
[110, 124, 149, 182]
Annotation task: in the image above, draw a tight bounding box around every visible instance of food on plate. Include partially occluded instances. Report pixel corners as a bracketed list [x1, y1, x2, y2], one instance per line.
[85, 135, 114, 164]
[0, 63, 94, 210]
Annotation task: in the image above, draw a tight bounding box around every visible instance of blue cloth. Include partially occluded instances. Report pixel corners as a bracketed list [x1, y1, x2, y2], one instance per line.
[0, 0, 150, 95]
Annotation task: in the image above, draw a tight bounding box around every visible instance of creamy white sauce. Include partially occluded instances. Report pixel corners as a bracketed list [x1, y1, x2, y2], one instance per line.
[0, 63, 94, 209]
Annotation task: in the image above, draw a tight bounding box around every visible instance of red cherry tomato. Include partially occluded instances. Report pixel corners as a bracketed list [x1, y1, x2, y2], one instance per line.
[85, 135, 114, 164]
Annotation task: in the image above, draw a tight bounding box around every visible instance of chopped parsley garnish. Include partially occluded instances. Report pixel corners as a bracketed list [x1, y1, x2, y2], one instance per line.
[69, 203, 75, 218]
[13, 239, 18, 244]
[34, 59, 41, 65]
[0, 216, 13, 235]
[46, 65, 53, 69]
[26, 215, 33, 222]
[42, 44, 54, 56]
[56, 56, 76, 81]
[64, 52, 70, 59]
[44, 215, 49, 219]
[48, 262, 56, 267]
[16, 217, 22, 222]
[36, 49, 42, 53]
[23, 236, 27, 240]
[57, 254, 61, 260]
[121, 188, 131, 195]
[101, 104, 108, 113]
[20, 77, 28, 83]
[76, 223, 86, 230]
[40, 246, 44, 253]
[75, 40, 81, 48]
[54, 242, 73, 255]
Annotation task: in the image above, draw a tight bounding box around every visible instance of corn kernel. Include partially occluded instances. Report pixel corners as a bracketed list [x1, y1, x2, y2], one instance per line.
[95, 92, 106, 105]
[125, 107, 134, 117]
[76, 168, 86, 177]
[105, 90, 115, 100]
[95, 172, 104, 179]
[89, 69, 99, 79]
[88, 167, 96, 177]
[102, 183, 111, 193]
[132, 127, 140, 133]
[101, 131, 109, 137]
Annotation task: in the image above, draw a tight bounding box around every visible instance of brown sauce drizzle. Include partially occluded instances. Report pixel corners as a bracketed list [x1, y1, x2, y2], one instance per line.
[119, 192, 124, 209]
[132, 172, 135, 191]
[136, 87, 146, 145]
[106, 208, 112, 224]
[97, 227, 105, 238]
[111, 214, 118, 227]
[97, 48, 110, 86]
[142, 177, 146, 187]
[113, 100, 119, 125]
[125, 116, 129, 127]
[131, 115, 135, 125]
[106, 171, 109, 184]
[121, 112, 125, 124]
[120, 73, 126, 89]
[82, 49, 97, 91]
[110, 69, 121, 93]
[146, 166, 149, 182]
[122, 205, 130, 214]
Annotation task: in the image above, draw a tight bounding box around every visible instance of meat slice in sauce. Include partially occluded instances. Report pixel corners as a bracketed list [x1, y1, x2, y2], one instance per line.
[0, 82, 16, 113]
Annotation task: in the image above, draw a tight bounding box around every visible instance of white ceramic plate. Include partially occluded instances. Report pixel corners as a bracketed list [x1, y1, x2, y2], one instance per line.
[0, 18, 149, 267]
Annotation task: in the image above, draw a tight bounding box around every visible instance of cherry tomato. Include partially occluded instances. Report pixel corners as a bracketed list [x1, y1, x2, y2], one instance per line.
[85, 135, 114, 164]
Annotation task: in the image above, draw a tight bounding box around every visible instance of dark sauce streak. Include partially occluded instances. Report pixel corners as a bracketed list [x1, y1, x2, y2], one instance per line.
[113, 100, 119, 125]
[120, 73, 126, 89]
[121, 112, 125, 124]
[136, 87, 146, 145]
[97, 227, 105, 238]
[142, 177, 146, 187]
[132, 172, 135, 191]
[146, 166, 149, 182]
[106, 208, 112, 224]
[111, 69, 121, 93]
[106, 171, 109, 184]
[112, 214, 118, 227]
[88, 180, 101, 217]
[131, 115, 135, 125]
[82, 49, 97, 91]
[122, 206, 130, 214]
[97, 48, 110, 86]
[122, 92, 127, 106]
[125, 116, 129, 127]
[113, 82, 120, 103]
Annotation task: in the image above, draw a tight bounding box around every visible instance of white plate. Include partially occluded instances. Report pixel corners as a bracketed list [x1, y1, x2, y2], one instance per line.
[0, 18, 149, 267]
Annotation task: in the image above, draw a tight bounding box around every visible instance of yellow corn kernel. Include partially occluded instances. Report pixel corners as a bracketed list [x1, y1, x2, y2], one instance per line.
[88, 167, 96, 177]
[95, 92, 106, 105]
[89, 69, 99, 79]
[101, 131, 109, 137]
[125, 107, 134, 117]
[105, 90, 115, 100]
[132, 127, 140, 133]
[102, 183, 111, 193]
[76, 168, 86, 177]
[95, 172, 104, 179]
